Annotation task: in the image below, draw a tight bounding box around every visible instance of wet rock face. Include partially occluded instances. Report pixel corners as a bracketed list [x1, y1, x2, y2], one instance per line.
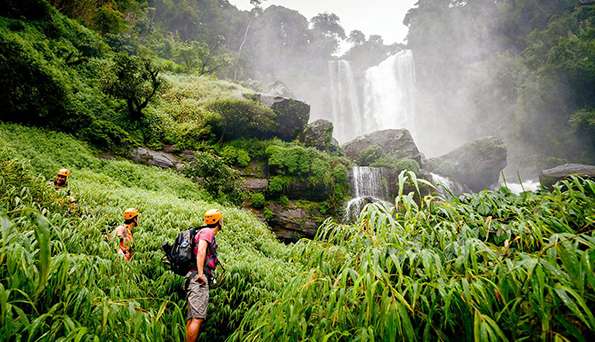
[342, 129, 422, 165]
[267, 202, 319, 242]
[540, 163, 595, 188]
[299, 119, 335, 152]
[243, 178, 268, 192]
[426, 136, 507, 192]
[251, 94, 311, 141]
[130, 147, 182, 169]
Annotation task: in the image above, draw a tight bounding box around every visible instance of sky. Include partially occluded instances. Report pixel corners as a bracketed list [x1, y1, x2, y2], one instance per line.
[229, 0, 419, 45]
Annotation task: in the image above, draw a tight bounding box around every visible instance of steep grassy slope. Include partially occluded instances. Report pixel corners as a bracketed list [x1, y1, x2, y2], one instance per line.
[0, 123, 296, 340]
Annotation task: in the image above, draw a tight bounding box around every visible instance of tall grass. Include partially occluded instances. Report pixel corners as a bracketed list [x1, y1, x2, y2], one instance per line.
[2, 123, 593, 341]
[0, 123, 296, 341]
[231, 172, 594, 341]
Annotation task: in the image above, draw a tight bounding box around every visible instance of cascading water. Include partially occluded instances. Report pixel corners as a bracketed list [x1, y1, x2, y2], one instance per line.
[500, 180, 540, 194]
[328, 60, 361, 142]
[363, 50, 417, 139]
[346, 166, 393, 222]
[352, 166, 389, 199]
[327, 50, 417, 143]
[430, 173, 466, 197]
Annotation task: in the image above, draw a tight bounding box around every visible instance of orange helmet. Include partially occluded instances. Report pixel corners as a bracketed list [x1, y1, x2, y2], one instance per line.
[57, 168, 71, 177]
[204, 209, 223, 226]
[123, 208, 139, 221]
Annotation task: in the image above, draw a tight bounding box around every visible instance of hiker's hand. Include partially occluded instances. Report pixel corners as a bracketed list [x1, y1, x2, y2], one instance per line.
[195, 273, 207, 284]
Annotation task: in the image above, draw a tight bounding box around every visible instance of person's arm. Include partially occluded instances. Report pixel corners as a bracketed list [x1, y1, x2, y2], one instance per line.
[195, 239, 208, 284]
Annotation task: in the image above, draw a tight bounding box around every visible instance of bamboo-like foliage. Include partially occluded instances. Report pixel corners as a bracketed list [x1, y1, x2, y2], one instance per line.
[0, 123, 296, 341]
[2, 123, 594, 341]
[231, 172, 594, 341]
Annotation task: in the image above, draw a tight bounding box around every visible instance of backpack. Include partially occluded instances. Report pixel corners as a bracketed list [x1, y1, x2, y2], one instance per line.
[162, 227, 202, 275]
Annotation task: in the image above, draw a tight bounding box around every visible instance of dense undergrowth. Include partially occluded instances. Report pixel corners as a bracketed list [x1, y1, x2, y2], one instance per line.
[1, 123, 594, 340]
[231, 173, 595, 341]
[0, 123, 296, 341]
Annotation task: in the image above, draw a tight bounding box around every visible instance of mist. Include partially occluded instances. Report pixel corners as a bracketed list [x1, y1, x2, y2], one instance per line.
[232, 0, 594, 179]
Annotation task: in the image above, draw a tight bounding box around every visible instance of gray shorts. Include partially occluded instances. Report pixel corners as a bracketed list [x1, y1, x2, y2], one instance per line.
[186, 272, 209, 321]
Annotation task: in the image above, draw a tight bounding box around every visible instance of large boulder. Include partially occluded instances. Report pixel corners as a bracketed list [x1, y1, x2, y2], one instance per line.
[243, 178, 268, 192]
[267, 202, 319, 242]
[131, 147, 181, 169]
[299, 119, 335, 152]
[342, 129, 422, 165]
[251, 94, 310, 141]
[426, 136, 507, 192]
[266, 81, 294, 98]
[540, 163, 595, 188]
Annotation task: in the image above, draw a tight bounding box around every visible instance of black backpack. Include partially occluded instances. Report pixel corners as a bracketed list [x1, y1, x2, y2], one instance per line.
[162, 227, 205, 276]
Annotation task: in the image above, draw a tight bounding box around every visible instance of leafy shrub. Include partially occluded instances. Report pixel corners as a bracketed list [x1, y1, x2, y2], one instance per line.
[371, 157, 421, 174]
[225, 138, 279, 161]
[0, 38, 69, 126]
[221, 145, 251, 167]
[356, 144, 383, 165]
[279, 195, 289, 207]
[78, 119, 135, 150]
[263, 207, 274, 221]
[206, 98, 277, 141]
[267, 175, 290, 195]
[183, 151, 246, 205]
[250, 192, 265, 209]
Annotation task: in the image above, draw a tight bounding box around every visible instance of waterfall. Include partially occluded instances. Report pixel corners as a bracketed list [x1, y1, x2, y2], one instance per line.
[430, 173, 466, 197]
[363, 50, 416, 139]
[345, 196, 393, 223]
[501, 180, 540, 194]
[328, 60, 362, 142]
[352, 166, 390, 200]
[327, 51, 416, 143]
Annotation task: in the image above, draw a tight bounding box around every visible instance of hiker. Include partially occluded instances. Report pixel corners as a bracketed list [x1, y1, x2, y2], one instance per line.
[113, 208, 139, 262]
[50, 168, 71, 191]
[186, 209, 222, 342]
[49, 168, 77, 209]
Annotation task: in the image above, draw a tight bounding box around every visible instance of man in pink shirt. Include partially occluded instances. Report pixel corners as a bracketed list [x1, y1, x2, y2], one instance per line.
[185, 209, 222, 342]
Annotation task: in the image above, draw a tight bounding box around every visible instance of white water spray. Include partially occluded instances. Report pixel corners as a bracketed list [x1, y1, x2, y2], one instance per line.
[352, 166, 390, 200]
[363, 50, 417, 139]
[501, 180, 540, 194]
[430, 173, 466, 197]
[328, 60, 361, 142]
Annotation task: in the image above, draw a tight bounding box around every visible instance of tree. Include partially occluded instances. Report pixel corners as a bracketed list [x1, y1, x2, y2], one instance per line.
[368, 34, 384, 45]
[103, 54, 163, 120]
[348, 30, 366, 45]
[173, 39, 232, 75]
[311, 13, 346, 39]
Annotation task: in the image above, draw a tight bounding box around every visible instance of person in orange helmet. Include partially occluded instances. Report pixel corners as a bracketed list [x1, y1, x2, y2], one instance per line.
[52, 168, 71, 190]
[185, 209, 223, 342]
[48, 168, 77, 210]
[113, 208, 139, 262]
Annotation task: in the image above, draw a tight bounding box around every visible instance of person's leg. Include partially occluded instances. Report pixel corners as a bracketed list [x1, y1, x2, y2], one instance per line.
[186, 318, 204, 342]
[185, 276, 209, 341]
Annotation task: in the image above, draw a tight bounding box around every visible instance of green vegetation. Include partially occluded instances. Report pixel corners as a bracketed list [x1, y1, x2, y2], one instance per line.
[182, 151, 246, 206]
[2, 124, 594, 340]
[232, 172, 595, 341]
[250, 193, 266, 209]
[265, 142, 351, 210]
[0, 123, 295, 340]
[371, 157, 421, 175]
[205, 98, 277, 141]
[1, 1, 594, 340]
